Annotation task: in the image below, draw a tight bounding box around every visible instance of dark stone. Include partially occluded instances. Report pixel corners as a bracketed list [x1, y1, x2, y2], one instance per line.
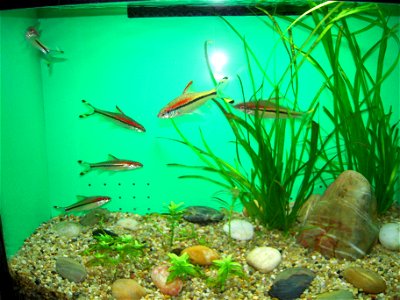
[171, 248, 183, 256]
[92, 228, 118, 237]
[269, 268, 315, 300]
[183, 206, 224, 224]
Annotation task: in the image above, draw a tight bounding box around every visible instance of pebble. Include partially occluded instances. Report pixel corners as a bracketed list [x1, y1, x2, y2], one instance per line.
[80, 208, 110, 226]
[53, 221, 82, 238]
[316, 289, 354, 299]
[269, 267, 315, 300]
[182, 245, 219, 266]
[379, 222, 400, 250]
[55, 257, 87, 283]
[343, 266, 387, 294]
[151, 265, 183, 296]
[111, 278, 147, 300]
[223, 219, 254, 241]
[183, 206, 224, 224]
[246, 246, 281, 273]
[116, 217, 139, 230]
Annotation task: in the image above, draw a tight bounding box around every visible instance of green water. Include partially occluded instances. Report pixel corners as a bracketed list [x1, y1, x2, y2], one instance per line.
[1, 2, 399, 257]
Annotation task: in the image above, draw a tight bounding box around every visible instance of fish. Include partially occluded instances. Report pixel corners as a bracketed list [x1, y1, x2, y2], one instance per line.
[80, 100, 146, 132]
[78, 154, 143, 176]
[54, 195, 111, 212]
[233, 100, 306, 118]
[25, 26, 65, 65]
[157, 77, 234, 119]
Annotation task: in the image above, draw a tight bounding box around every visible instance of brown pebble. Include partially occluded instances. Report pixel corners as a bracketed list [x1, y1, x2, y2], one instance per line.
[111, 278, 147, 300]
[182, 245, 219, 266]
[343, 266, 386, 294]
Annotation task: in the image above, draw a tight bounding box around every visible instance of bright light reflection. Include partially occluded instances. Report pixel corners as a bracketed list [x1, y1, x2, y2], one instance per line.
[211, 51, 228, 71]
[210, 51, 228, 81]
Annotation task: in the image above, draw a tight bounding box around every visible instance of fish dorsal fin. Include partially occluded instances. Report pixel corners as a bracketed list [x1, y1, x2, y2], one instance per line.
[260, 100, 275, 106]
[182, 80, 194, 94]
[108, 154, 119, 160]
[76, 195, 87, 201]
[115, 105, 125, 115]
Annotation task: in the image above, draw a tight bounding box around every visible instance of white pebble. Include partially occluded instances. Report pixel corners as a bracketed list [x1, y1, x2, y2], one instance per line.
[223, 219, 254, 241]
[246, 246, 281, 273]
[116, 218, 139, 230]
[379, 222, 400, 250]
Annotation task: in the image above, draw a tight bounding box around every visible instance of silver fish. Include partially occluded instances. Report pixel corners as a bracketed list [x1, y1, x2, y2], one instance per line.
[54, 195, 111, 212]
[78, 154, 143, 176]
[157, 77, 234, 119]
[25, 25, 65, 66]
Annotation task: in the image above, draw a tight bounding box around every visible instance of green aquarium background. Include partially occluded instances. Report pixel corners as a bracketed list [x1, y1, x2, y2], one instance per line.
[1, 2, 399, 258]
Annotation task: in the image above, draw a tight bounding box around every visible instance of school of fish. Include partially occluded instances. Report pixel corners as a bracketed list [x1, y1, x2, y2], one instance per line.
[27, 25, 307, 213]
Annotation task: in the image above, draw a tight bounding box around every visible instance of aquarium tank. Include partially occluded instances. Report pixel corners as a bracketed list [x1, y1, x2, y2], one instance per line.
[1, 0, 399, 299]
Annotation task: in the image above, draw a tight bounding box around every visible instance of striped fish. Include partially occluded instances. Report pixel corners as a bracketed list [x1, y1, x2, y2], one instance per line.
[25, 26, 65, 66]
[157, 77, 234, 119]
[234, 100, 305, 118]
[54, 195, 111, 212]
[80, 100, 146, 132]
[78, 154, 143, 176]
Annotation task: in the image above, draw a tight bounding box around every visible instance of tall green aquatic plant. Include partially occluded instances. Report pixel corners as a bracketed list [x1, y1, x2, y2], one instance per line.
[166, 4, 341, 231]
[279, 1, 400, 213]
[168, 38, 330, 231]
[170, 99, 325, 232]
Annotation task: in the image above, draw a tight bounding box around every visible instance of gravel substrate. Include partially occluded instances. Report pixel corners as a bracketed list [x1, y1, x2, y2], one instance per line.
[8, 205, 400, 300]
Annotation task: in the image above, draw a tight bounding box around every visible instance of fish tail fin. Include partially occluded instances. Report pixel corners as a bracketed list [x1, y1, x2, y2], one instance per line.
[222, 97, 234, 104]
[79, 100, 96, 118]
[216, 77, 234, 104]
[48, 47, 64, 55]
[297, 108, 314, 119]
[78, 160, 90, 176]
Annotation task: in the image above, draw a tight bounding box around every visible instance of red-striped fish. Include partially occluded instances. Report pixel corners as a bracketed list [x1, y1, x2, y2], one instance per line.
[157, 77, 234, 119]
[80, 100, 146, 132]
[78, 154, 143, 176]
[234, 100, 306, 118]
[54, 195, 111, 212]
[25, 26, 65, 65]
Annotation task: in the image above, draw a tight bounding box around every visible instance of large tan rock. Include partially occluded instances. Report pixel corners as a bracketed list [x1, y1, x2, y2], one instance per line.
[297, 170, 379, 260]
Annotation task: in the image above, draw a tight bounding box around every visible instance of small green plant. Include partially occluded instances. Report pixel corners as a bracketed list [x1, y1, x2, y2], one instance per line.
[207, 255, 245, 291]
[176, 223, 208, 245]
[167, 252, 204, 282]
[165, 201, 185, 247]
[82, 234, 145, 267]
[213, 187, 242, 239]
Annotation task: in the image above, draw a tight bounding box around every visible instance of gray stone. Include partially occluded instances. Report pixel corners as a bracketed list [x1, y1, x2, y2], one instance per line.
[116, 217, 139, 230]
[80, 208, 110, 226]
[56, 257, 87, 283]
[183, 206, 224, 224]
[53, 221, 82, 238]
